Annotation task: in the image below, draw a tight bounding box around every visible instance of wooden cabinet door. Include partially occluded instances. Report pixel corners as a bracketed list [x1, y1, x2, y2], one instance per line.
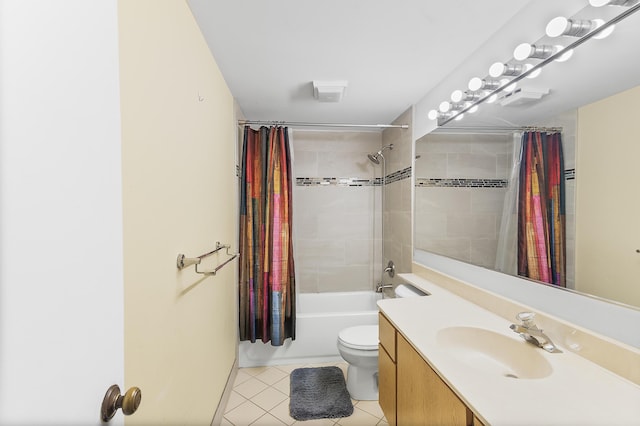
[379, 344, 396, 426]
[397, 334, 470, 425]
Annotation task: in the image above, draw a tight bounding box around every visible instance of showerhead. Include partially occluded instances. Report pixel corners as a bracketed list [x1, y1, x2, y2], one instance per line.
[367, 144, 393, 165]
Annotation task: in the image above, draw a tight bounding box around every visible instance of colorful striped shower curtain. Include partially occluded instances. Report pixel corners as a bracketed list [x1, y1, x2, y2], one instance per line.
[239, 126, 296, 345]
[517, 131, 566, 287]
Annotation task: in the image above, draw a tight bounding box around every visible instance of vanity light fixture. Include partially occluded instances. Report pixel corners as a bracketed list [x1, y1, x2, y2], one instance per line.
[589, 0, 639, 7]
[439, 101, 451, 112]
[468, 77, 502, 92]
[546, 17, 594, 37]
[451, 89, 481, 103]
[490, 62, 542, 79]
[513, 43, 555, 60]
[513, 43, 573, 62]
[428, 1, 640, 126]
[489, 62, 525, 77]
[546, 16, 615, 39]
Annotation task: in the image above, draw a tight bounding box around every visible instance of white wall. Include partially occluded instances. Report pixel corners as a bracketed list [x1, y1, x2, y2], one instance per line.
[0, 1, 124, 424]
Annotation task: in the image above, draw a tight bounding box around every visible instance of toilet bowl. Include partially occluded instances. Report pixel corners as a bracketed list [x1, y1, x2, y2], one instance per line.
[337, 324, 379, 400]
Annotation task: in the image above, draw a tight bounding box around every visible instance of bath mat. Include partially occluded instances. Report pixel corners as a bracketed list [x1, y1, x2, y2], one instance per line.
[289, 366, 354, 421]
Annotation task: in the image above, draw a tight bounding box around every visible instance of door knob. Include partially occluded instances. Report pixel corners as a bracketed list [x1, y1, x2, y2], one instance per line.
[101, 384, 142, 422]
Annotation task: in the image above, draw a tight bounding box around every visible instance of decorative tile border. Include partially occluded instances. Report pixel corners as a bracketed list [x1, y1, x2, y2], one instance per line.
[386, 166, 412, 184]
[565, 168, 575, 180]
[294, 167, 572, 188]
[416, 178, 508, 188]
[296, 177, 381, 187]
[296, 166, 413, 187]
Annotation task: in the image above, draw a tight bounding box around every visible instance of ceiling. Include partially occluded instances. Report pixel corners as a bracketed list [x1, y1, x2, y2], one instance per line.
[187, 0, 532, 125]
[188, 1, 640, 128]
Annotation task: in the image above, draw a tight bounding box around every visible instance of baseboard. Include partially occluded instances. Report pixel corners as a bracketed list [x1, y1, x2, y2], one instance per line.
[210, 357, 239, 426]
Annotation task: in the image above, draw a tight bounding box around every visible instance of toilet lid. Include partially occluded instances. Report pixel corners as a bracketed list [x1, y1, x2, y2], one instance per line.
[338, 325, 378, 350]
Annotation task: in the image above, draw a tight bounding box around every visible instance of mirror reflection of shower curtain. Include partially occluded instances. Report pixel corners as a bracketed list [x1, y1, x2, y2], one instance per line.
[239, 126, 296, 345]
[495, 133, 522, 275]
[517, 131, 566, 286]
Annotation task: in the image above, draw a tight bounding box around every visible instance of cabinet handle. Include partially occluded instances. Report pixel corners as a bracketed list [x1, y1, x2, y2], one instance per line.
[101, 384, 142, 422]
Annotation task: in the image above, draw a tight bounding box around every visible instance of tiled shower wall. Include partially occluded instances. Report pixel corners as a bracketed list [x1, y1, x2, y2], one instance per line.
[292, 130, 383, 293]
[381, 108, 414, 286]
[414, 133, 513, 269]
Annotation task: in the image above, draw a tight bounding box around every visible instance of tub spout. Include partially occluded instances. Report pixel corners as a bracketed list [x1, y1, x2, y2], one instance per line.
[376, 283, 393, 293]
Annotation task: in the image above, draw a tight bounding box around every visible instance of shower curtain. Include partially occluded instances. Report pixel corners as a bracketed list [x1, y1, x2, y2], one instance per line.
[517, 131, 566, 286]
[239, 126, 296, 345]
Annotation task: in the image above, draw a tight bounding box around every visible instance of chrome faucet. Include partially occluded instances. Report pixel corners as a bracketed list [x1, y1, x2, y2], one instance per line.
[376, 282, 393, 293]
[510, 312, 561, 353]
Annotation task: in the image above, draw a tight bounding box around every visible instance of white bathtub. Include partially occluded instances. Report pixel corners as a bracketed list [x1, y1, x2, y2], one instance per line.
[238, 291, 382, 367]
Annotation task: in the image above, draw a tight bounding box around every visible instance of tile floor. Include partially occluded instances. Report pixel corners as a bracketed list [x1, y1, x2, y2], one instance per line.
[222, 362, 388, 426]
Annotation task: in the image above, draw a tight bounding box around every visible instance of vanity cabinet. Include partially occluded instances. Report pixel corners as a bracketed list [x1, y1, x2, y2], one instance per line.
[379, 312, 485, 426]
[379, 312, 397, 426]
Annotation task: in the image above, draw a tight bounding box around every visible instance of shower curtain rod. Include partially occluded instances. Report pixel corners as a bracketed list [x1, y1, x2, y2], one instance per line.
[238, 120, 409, 129]
[432, 125, 562, 134]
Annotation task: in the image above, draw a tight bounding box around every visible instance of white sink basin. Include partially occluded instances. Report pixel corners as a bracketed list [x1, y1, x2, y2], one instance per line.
[436, 326, 553, 379]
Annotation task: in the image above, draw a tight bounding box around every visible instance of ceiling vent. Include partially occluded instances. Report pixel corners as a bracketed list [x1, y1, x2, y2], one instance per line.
[313, 80, 348, 102]
[499, 87, 550, 107]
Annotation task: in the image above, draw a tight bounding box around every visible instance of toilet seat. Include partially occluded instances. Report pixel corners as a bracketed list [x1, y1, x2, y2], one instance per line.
[338, 325, 378, 351]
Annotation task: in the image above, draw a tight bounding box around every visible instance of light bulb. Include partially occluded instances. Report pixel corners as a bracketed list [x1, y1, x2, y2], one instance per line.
[589, 0, 611, 6]
[427, 109, 438, 120]
[468, 77, 483, 91]
[454, 113, 464, 121]
[468, 105, 479, 114]
[546, 17, 570, 37]
[489, 62, 505, 78]
[555, 46, 573, 62]
[439, 101, 451, 112]
[513, 43, 533, 61]
[451, 90, 463, 102]
[525, 64, 542, 79]
[592, 19, 616, 39]
[486, 94, 498, 104]
[501, 79, 517, 93]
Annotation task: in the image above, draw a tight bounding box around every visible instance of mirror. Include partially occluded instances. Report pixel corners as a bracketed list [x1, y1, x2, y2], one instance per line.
[413, 4, 640, 310]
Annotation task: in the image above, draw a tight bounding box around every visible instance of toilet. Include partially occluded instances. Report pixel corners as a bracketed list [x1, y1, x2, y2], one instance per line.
[337, 324, 380, 400]
[337, 284, 427, 400]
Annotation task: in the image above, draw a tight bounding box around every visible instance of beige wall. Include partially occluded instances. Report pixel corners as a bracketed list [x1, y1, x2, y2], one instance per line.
[119, 1, 237, 424]
[576, 85, 640, 307]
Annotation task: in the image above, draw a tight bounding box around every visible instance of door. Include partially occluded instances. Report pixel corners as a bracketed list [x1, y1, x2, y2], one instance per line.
[0, 1, 127, 424]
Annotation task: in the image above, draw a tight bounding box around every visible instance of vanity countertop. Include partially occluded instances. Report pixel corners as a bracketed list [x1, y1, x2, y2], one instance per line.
[377, 274, 640, 426]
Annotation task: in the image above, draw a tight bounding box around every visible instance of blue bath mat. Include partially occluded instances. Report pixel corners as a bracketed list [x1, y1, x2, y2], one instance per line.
[289, 366, 354, 421]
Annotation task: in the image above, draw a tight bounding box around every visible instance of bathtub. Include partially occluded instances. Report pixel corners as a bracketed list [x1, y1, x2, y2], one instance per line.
[238, 291, 382, 367]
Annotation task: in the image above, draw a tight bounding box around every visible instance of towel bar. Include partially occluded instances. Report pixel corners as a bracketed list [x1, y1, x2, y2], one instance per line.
[177, 242, 238, 275]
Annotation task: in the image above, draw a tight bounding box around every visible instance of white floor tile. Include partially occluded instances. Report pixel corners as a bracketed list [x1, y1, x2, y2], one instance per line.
[255, 366, 289, 385]
[234, 377, 269, 399]
[224, 390, 247, 413]
[251, 412, 288, 426]
[251, 386, 289, 412]
[275, 363, 308, 374]
[228, 363, 384, 426]
[243, 366, 270, 376]
[269, 399, 297, 426]
[224, 400, 267, 426]
[272, 376, 290, 396]
[335, 407, 381, 426]
[354, 401, 384, 419]
[233, 370, 254, 387]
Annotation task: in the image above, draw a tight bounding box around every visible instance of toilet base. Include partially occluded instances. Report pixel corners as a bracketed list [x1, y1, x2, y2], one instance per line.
[345, 364, 379, 401]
